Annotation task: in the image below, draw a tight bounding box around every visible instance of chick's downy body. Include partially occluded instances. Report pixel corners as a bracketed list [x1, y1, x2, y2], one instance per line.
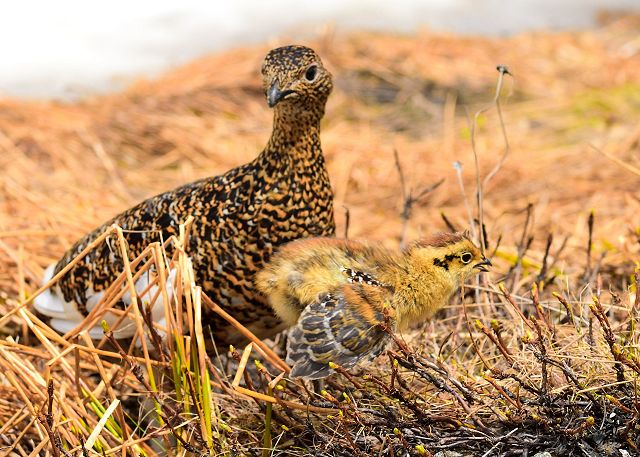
[34, 45, 335, 343]
[256, 233, 491, 379]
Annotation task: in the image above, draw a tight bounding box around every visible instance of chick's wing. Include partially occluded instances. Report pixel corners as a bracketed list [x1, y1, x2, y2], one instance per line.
[286, 283, 391, 379]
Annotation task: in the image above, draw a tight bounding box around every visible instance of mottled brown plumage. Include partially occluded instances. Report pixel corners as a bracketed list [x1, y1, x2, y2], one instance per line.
[35, 45, 335, 343]
[256, 233, 491, 379]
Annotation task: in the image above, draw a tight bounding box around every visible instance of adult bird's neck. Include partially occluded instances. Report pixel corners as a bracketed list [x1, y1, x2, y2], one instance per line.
[261, 104, 324, 165]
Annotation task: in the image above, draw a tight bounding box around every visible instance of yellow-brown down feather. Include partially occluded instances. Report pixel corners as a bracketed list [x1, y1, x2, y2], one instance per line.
[256, 232, 490, 379]
[255, 238, 393, 325]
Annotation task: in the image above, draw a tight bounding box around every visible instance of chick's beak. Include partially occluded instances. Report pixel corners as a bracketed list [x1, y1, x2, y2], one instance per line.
[267, 81, 295, 107]
[474, 257, 492, 272]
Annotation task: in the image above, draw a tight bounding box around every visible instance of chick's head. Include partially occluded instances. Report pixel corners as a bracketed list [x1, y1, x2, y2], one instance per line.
[261, 45, 333, 110]
[409, 232, 491, 285]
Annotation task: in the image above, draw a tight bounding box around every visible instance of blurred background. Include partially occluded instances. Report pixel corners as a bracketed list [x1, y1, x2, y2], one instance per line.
[1, 0, 639, 99]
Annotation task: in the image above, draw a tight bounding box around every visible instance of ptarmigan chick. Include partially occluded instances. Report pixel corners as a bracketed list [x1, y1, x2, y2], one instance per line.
[256, 232, 491, 379]
[34, 45, 335, 343]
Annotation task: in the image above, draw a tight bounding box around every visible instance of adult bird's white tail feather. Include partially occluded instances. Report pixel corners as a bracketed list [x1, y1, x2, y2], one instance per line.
[33, 264, 86, 321]
[33, 263, 174, 339]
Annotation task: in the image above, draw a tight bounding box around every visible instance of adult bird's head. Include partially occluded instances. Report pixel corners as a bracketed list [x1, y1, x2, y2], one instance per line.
[261, 45, 333, 113]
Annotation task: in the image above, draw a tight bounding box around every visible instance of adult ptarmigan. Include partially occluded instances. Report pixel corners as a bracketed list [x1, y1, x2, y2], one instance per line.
[34, 45, 336, 343]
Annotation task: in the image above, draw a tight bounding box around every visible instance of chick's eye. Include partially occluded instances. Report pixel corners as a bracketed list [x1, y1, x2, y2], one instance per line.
[460, 252, 473, 264]
[304, 65, 318, 81]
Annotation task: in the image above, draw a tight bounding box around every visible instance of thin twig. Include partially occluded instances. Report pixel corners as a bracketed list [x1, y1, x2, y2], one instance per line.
[394, 148, 444, 248]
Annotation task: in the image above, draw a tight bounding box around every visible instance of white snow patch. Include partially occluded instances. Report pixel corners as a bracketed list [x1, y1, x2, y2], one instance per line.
[0, 0, 637, 99]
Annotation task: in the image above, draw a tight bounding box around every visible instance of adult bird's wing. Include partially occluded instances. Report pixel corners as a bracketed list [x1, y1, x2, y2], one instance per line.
[286, 284, 390, 380]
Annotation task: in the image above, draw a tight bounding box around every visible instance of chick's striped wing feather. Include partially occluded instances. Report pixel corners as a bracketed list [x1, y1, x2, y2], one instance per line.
[286, 284, 390, 380]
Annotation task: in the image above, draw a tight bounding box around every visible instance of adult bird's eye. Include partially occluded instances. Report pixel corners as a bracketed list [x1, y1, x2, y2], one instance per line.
[460, 252, 473, 264]
[305, 65, 318, 81]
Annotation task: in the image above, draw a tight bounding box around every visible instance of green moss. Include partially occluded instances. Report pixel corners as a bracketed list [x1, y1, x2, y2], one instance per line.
[569, 83, 640, 125]
[459, 113, 488, 140]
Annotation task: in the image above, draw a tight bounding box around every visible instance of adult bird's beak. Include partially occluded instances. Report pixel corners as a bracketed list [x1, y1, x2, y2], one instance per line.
[267, 81, 295, 108]
[474, 257, 492, 272]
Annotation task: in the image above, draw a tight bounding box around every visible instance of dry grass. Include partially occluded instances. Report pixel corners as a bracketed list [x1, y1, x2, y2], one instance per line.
[1, 14, 640, 456]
